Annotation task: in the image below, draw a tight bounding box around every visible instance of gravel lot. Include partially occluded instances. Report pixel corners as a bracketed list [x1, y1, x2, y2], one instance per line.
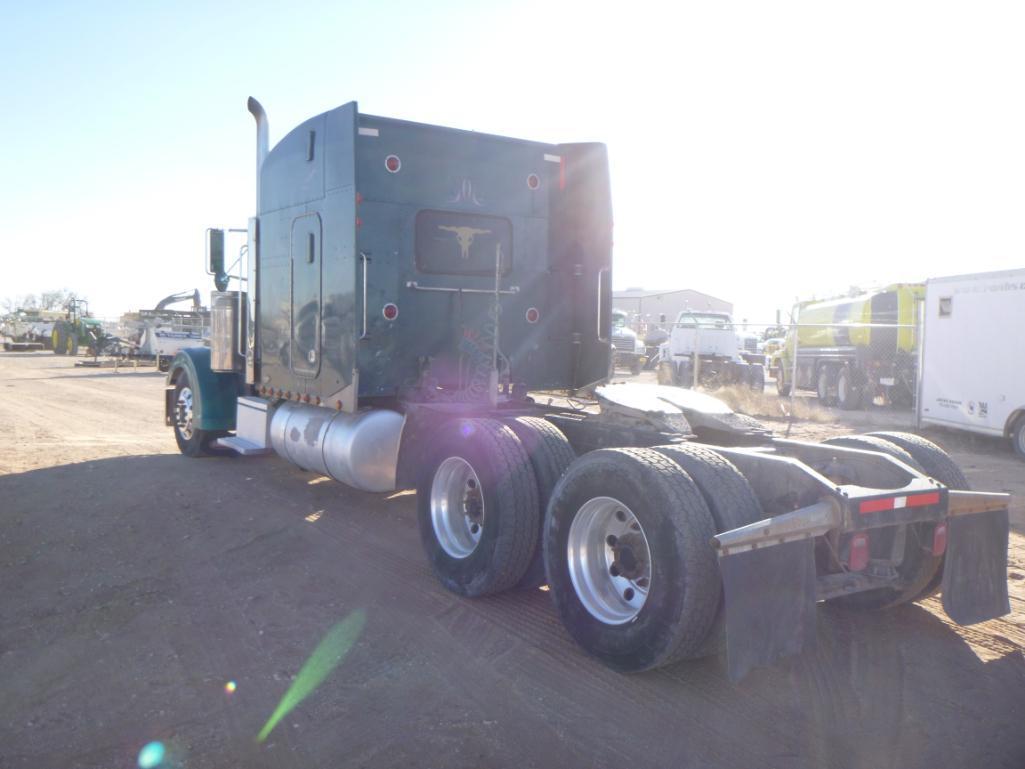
[2, 352, 1023, 768]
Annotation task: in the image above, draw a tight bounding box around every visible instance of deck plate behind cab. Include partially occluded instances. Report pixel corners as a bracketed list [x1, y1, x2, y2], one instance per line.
[595, 383, 732, 415]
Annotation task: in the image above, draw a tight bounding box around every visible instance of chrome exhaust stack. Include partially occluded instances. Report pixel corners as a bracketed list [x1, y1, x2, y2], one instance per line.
[247, 97, 269, 211]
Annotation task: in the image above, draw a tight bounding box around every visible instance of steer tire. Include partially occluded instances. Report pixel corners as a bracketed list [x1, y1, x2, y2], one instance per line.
[504, 416, 576, 589]
[52, 324, 66, 355]
[544, 448, 720, 672]
[418, 418, 539, 598]
[172, 370, 222, 457]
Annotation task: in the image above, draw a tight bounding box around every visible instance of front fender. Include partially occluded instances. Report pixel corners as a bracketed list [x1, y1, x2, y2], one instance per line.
[165, 347, 241, 431]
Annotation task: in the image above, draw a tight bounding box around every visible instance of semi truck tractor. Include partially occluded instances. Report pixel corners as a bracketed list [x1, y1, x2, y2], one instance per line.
[166, 98, 1010, 680]
[774, 284, 924, 409]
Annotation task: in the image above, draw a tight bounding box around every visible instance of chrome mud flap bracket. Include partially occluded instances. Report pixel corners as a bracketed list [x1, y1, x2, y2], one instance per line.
[714, 499, 841, 682]
[941, 491, 1011, 625]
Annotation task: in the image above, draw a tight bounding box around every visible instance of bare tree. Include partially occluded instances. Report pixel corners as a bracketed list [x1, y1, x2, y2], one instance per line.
[39, 289, 76, 311]
[1, 294, 39, 313]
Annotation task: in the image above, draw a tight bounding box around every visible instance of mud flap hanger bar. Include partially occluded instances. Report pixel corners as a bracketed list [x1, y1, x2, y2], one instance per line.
[712, 489, 1011, 681]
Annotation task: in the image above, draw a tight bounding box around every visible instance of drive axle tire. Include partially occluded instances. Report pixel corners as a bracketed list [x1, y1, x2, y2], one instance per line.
[652, 444, 765, 655]
[836, 366, 863, 411]
[504, 416, 576, 589]
[418, 418, 539, 597]
[866, 432, 969, 601]
[652, 444, 763, 533]
[748, 363, 765, 392]
[821, 434, 924, 472]
[865, 432, 969, 489]
[826, 432, 965, 608]
[817, 366, 837, 406]
[172, 370, 222, 457]
[544, 448, 720, 672]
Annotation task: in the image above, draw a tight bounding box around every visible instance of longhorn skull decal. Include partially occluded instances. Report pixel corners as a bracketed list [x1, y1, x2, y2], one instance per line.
[438, 225, 492, 260]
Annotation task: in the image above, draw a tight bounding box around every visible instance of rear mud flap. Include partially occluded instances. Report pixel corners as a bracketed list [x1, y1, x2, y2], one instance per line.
[720, 538, 818, 681]
[941, 509, 1010, 625]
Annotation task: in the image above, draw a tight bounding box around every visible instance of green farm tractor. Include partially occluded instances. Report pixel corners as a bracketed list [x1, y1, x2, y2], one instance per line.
[51, 299, 108, 356]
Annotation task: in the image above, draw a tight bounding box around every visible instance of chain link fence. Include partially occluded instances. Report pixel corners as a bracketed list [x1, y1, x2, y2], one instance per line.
[630, 304, 925, 429]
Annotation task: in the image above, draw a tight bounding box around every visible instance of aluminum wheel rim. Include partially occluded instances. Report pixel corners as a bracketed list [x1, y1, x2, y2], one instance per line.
[567, 497, 652, 625]
[175, 386, 195, 440]
[430, 456, 484, 559]
[837, 372, 848, 403]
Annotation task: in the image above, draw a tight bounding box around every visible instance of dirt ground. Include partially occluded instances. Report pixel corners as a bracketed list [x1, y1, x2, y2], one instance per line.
[1, 353, 1023, 769]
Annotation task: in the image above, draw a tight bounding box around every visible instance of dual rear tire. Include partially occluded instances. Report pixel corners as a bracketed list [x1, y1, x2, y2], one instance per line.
[823, 431, 967, 608]
[418, 421, 761, 672]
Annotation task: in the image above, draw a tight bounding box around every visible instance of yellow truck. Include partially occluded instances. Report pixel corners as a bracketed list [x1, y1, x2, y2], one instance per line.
[773, 284, 924, 409]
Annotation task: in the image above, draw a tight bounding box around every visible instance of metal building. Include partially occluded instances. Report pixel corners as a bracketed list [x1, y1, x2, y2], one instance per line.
[612, 288, 732, 327]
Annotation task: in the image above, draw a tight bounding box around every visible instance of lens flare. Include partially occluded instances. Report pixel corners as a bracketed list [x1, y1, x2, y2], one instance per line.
[257, 609, 366, 742]
[225, 680, 237, 694]
[138, 741, 165, 768]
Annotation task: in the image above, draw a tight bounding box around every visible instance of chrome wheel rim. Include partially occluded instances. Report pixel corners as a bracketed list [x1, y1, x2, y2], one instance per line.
[567, 497, 652, 625]
[175, 386, 195, 440]
[838, 373, 848, 403]
[430, 457, 484, 559]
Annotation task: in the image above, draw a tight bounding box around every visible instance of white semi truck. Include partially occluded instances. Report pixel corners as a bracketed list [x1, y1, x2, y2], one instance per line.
[918, 268, 1025, 459]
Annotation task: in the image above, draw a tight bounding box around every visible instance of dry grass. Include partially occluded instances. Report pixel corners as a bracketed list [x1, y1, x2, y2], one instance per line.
[716, 385, 834, 423]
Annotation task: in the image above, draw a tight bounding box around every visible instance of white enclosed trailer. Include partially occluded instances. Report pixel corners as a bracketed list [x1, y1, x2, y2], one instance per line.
[919, 268, 1025, 458]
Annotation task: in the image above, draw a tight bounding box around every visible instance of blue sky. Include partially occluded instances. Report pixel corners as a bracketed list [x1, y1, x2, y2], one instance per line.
[2, 1, 1024, 324]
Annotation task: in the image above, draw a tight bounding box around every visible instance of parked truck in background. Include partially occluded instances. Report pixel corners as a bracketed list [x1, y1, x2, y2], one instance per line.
[773, 284, 924, 409]
[164, 97, 1009, 680]
[610, 309, 646, 375]
[918, 268, 1025, 459]
[1, 308, 59, 351]
[656, 310, 765, 390]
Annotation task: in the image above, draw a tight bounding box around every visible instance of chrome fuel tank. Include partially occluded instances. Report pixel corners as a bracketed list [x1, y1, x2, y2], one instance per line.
[269, 402, 404, 492]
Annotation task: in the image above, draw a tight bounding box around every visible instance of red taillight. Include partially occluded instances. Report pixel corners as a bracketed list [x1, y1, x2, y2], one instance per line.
[382, 303, 399, 321]
[385, 154, 401, 173]
[525, 307, 539, 324]
[849, 532, 870, 571]
[858, 491, 941, 515]
[932, 522, 948, 556]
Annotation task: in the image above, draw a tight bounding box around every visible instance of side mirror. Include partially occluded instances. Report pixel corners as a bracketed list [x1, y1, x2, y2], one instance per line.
[207, 229, 227, 291]
[208, 228, 225, 275]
